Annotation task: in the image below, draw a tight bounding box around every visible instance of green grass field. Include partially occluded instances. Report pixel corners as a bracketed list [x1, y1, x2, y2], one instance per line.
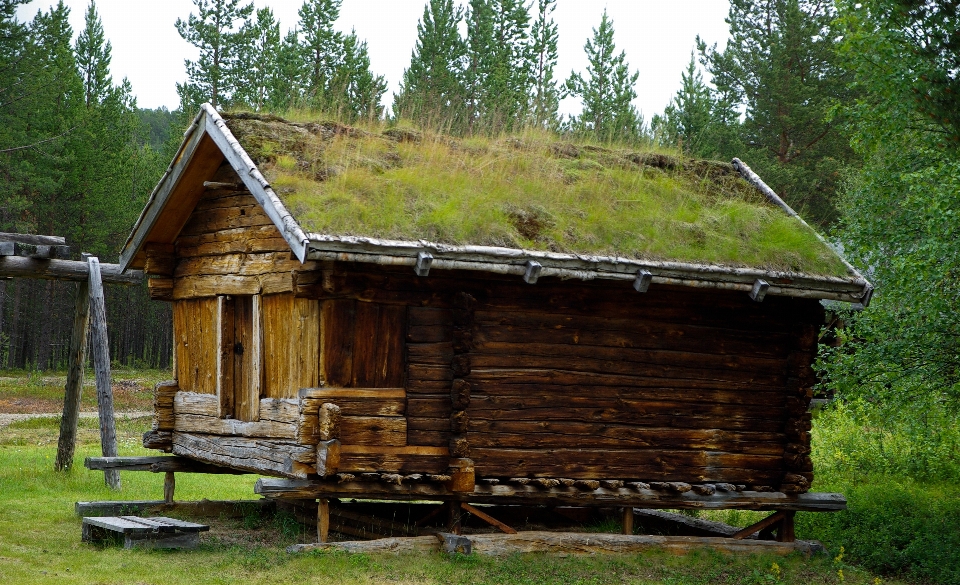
[0, 370, 954, 584]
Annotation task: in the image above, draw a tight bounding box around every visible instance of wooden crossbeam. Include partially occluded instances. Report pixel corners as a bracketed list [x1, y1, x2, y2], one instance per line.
[255, 478, 847, 512]
[461, 502, 517, 534]
[0, 256, 142, 284]
[731, 511, 786, 540]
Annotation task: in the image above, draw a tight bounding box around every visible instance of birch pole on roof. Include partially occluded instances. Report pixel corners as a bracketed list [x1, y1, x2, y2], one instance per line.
[88, 256, 120, 489]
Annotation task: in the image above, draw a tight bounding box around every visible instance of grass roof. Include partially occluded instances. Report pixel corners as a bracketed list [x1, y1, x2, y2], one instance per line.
[222, 113, 849, 277]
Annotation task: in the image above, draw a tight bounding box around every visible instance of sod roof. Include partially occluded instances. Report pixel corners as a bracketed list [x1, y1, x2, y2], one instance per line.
[221, 112, 850, 278]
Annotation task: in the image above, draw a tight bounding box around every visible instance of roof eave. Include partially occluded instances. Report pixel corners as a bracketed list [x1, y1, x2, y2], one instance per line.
[303, 234, 872, 305]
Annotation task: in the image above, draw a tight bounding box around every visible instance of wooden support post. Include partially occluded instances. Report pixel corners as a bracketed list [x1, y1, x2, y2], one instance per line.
[621, 506, 634, 535]
[88, 256, 120, 490]
[447, 501, 462, 535]
[163, 472, 176, 504]
[54, 276, 91, 472]
[317, 498, 330, 543]
[776, 511, 796, 542]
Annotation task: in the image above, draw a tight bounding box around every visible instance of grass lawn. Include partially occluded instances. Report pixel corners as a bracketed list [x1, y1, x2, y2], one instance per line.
[0, 370, 940, 584]
[0, 368, 169, 413]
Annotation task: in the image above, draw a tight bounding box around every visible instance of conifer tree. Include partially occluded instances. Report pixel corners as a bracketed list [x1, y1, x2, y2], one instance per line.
[297, 0, 343, 110]
[175, 0, 254, 110]
[267, 27, 305, 111]
[393, 0, 467, 128]
[464, 0, 532, 132]
[233, 7, 281, 111]
[329, 31, 387, 121]
[564, 10, 643, 142]
[75, 0, 112, 108]
[651, 52, 735, 157]
[529, 0, 559, 129]
[698, 0, 856, 225]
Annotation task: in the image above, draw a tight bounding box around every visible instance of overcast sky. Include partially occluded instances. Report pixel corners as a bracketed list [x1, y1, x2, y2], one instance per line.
[16, 0, 731, 119]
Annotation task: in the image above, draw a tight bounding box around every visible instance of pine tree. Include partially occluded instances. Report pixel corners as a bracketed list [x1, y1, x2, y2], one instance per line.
[297, 0, 343, 111]
[233, 7, 281, 111]
[698, 0, 857, 225]
[652, 52, 723, 156]
[393, 0, 467, 128]
[329, 31, 387, 121]
[75, 0, 112, 108]
[464, 0, 532, 132]
[528, 0, 559, 129]
[267, 27, 306, 111]
[175, 0, 254, 110]
[564, 10, 643, 142]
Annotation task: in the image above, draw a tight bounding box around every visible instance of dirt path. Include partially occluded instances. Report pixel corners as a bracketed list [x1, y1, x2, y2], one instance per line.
[0, 411, 152, 431]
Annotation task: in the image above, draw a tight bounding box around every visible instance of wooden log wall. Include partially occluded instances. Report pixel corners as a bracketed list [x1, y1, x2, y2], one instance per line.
[306, 263, 823, 491]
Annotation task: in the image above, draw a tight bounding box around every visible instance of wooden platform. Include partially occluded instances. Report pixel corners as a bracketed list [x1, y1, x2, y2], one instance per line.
[76, 499, 273, 518]
[254, 478, 847, 512]
[81, 516, 209, 549]
[287, 531, 826, 556]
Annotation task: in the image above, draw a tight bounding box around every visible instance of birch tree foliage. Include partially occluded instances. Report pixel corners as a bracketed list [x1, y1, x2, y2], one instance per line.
[820, 0, 960, 411]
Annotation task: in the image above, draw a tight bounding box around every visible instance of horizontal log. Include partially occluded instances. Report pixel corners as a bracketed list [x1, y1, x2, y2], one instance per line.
[148, 277, 174, 300]
[468, 391, 786, 414]
[0, 241, 71, 259]
[408, 364, 453, 382]
[406, 417, 450, 432]
[174, 252, 303, 279]
[76, 499, 274, 518]
[407, 342, 455, 365]
[473, 342, 786, 375]
[0, 231, 66, 246]
[84, 456, 248, 474]
[473, 316, 793, 360]
[174, 413, 298, 440]
[407, 397, 452, 418]
[172, 272, 294, 299]
[469, 394, 786, 426]
[466, 368, 794, 389]
[299, 388, 406, 400]
[341, 416, 408, 447]
[288, 531, 823, 555]
[407, 430, 450, 446]
[338, 453, 449, 474]
[407, 324, 452, 344]
[171, 432, 315, 479]
[467, 422, 785, 454]
[257, 478, 846, 511]
[301, 397, 406, 418]
[406, 379, 455, 393]
[0, 256, 142, 284]
[179, 202, 274, 236]
[407, 307, 453, 327]
[469, 448, 784, 482]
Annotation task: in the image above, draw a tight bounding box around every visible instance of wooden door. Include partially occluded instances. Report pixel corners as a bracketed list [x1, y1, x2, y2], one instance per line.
[217, 295, 262, 421]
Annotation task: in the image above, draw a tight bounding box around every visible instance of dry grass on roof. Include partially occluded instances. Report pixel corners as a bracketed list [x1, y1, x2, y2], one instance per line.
[222, 112, 850, 277]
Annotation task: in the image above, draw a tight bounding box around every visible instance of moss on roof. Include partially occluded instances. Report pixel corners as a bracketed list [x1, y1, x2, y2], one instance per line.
[223, 112, 849, 277]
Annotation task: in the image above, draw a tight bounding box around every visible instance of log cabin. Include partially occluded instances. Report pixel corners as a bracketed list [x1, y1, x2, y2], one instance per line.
[122, 104, 870, 521]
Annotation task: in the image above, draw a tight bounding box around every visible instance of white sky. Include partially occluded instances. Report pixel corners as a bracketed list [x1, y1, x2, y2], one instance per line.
[16, 0, 730, 119]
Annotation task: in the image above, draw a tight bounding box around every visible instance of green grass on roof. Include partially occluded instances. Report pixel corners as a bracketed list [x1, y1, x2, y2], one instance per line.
[223, 113, 849, 277]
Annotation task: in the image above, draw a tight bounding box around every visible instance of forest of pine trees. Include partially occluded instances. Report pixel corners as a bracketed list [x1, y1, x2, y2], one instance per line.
[1, 0, 958, 414]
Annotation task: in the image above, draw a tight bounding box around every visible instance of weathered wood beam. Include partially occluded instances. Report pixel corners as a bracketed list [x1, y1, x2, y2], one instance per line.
[0, 241, 71, 259]
[84, 456, 250, 474]
[0, 256, 142, 284]
[461, 503, 517, 535]
[88, 257, 119, 490]
[0, 232, 66, 246]
[287, 531, 825, 556]
[75, 499, 274, 518]
[254, 479, 847, 512]
[54, 278, 91, 472]
[731, 511, 786, 540]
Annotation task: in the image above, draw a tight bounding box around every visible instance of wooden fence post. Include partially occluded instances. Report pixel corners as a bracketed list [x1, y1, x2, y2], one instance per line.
[88, 256, 120, 489]
[54, 274, 91, 472]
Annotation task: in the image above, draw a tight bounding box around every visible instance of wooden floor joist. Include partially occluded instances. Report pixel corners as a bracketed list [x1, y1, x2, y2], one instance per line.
[84, 456, 251, 474]
[254, 478, 847, 512]
[286, 531, 827, 556]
